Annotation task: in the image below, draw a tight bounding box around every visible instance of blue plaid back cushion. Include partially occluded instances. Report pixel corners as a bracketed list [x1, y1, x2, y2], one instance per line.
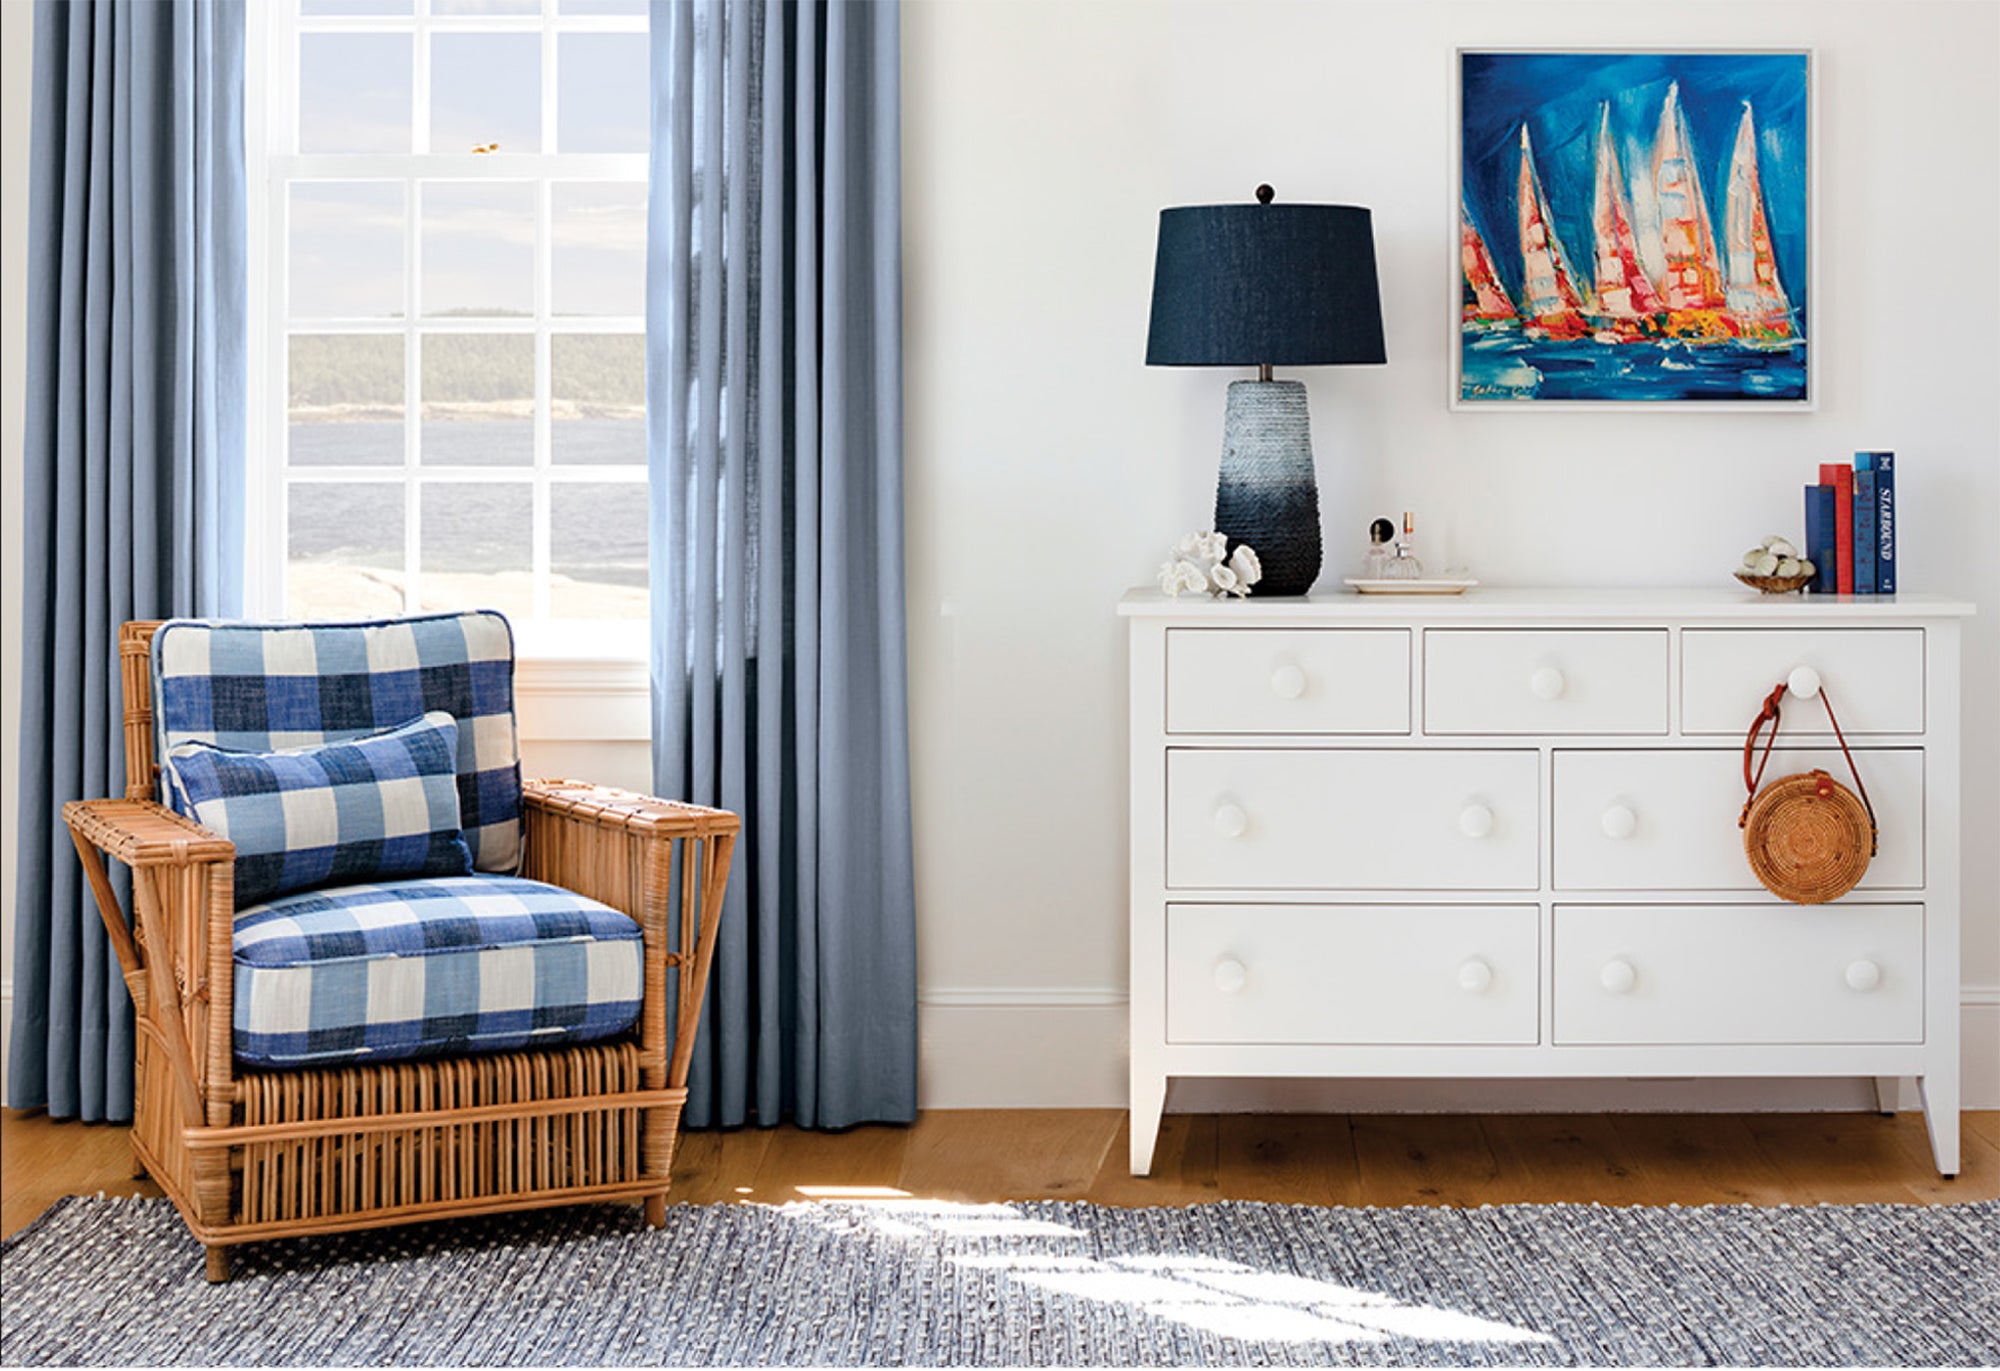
[152, 612, 522, 874]
[165, 711, 474, 907]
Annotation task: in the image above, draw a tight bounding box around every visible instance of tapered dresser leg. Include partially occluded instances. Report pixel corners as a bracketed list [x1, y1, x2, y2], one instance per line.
[1872, 1076, 1901, 1116]
[1918, 1072, 1961, 1177]
[1129, 1073, 1167, 1176]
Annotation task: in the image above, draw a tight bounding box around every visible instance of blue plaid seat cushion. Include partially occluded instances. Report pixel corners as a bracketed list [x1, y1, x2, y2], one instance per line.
[232, 876, 644, 1068]
[152, 611, 522, 875]
[164, 711, 474, 907]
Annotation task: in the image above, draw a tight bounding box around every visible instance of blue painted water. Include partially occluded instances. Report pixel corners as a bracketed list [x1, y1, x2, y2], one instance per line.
[1460, 332, 1807, 403]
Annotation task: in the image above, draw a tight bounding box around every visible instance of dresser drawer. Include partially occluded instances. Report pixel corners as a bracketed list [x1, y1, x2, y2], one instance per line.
[1682, 629, 1925, 735]
[1167, 904, 1539, 1045]
[1165, 749, 1538, 890]
[1425, 630, 1668, 735]
[1166, 629, 1410, 735]
[1552, 748, 1922, 892]
[1553, 903, 1923, 1044]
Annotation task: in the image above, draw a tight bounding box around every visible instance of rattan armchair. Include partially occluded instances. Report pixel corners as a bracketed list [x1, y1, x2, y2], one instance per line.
[63, 621, 737, 1282]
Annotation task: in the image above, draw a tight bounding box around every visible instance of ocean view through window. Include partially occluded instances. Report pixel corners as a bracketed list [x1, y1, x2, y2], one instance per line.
[255, 0, 649, 647]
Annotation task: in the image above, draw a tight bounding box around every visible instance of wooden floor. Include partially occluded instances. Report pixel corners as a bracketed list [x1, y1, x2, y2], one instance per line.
[6, 1107, 1996, 1241]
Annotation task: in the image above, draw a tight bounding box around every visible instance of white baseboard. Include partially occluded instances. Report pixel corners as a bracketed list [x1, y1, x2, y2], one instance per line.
[918, 984, 2000, 1112]
[6, 981, 1988, 1114]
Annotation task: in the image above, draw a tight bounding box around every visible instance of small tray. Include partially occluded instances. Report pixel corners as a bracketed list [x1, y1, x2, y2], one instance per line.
[1343, 577, 1479, 596]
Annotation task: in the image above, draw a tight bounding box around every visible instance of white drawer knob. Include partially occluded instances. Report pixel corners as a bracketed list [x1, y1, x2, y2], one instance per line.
[1213, 957, 1248, 994]
[1600, 804, 1638, 840]
[1600, 959, 1638, 995]
[1845, 959, 1882, 992]
[1213, 803, 1249, 839]
[1788, 665, 1822, 700]
[1530, 666, 1567, 701]
[1458, 802, 1495, 839]
[1457, 958, 1493, 993]
[1269, 663, 1307, 700]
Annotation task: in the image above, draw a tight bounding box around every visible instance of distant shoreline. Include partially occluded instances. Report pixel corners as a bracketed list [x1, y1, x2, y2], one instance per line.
[291, 400, 643, 424]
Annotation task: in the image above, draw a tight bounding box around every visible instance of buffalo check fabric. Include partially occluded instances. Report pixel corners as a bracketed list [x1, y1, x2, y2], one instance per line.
[232, 876, 644, 1068]
[163, 712, 474, 908]
[151, 612, 522, 873]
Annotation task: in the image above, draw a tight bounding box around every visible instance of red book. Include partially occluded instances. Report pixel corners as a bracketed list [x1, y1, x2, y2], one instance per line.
[1820, 462, 1854, 594]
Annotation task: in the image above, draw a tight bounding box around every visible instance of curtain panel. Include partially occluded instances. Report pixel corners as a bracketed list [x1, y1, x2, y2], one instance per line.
[647, 0, 915, 1129]
[7, 0, 246, 1120]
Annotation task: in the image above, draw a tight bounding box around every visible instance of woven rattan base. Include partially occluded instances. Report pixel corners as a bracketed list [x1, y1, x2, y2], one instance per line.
[137, 1041, 681, 1265]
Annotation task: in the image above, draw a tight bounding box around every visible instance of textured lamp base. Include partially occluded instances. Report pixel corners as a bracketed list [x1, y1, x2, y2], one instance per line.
[1215, 379, 1320, 596]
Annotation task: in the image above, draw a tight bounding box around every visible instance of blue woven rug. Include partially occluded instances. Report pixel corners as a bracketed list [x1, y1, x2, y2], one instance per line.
[3, 1194, 1995, 1365]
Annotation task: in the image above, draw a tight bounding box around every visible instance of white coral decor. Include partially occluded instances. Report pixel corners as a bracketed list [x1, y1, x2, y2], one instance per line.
[1228, 544, 1261, 587]
[1160, 532, 1262, 599]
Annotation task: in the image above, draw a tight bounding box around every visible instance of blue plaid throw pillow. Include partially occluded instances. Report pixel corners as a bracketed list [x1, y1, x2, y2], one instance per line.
[164, 711, 475, 907]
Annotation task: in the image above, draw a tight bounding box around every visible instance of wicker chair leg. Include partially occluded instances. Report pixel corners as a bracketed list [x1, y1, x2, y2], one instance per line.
[204, 1246, 231, 1284]
[645, 1195, 667, 1227]
[130, 1142, 148, 1180]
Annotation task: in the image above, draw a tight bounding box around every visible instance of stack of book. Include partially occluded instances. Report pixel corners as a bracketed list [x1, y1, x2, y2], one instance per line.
[1804, 453, 1897, 595]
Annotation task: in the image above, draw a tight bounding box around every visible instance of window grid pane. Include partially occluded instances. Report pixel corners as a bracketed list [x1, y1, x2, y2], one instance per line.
[280, 0, 647, 626]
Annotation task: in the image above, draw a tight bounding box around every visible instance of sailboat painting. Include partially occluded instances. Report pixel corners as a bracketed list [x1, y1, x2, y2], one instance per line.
[1456, 50, 1811, 406]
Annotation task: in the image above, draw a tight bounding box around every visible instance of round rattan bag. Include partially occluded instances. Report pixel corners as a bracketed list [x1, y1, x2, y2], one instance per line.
[1739, 672, 1878, 904]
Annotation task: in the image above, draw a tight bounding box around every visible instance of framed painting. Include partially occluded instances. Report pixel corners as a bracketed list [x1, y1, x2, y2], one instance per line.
[1452, 49, 1814, 409]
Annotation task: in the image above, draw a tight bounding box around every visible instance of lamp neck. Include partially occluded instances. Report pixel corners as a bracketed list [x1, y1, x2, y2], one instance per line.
[1257, 363, 1273, 383]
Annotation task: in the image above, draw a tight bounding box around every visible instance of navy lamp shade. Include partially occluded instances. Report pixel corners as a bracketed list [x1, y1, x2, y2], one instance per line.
[1146, 190, 1386, 595]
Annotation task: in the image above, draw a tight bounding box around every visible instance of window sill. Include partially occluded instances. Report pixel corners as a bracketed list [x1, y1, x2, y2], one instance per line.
[515, 652, 648, 744]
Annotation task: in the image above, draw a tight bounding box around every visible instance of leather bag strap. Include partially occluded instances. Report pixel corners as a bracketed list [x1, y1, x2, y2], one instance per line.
[1741, 683, 1787, 815]
[1740, 680, 1880, 855]
[1819, 686, 1879, 855]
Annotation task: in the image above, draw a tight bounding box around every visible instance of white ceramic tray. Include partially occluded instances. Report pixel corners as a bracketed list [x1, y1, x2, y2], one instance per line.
[1342, 577, 1480, 595]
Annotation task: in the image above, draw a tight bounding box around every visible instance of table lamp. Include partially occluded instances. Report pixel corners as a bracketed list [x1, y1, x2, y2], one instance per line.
[1145, 186, 1386, 595]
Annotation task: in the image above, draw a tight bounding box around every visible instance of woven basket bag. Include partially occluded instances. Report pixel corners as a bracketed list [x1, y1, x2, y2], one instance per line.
[1739, 677, 1878, 903]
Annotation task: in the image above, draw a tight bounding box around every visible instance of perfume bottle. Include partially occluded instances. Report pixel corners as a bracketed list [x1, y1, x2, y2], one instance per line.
[1381, 510, 1425, 580]
[1363, 517, 1395, 579]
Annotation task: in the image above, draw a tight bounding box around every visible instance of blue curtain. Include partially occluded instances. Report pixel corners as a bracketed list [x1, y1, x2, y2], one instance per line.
[648, 0, 914, 1129]
[7, 0, 246, 1121]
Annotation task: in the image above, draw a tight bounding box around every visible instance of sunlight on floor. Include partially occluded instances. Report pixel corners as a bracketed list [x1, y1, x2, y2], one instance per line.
[787, 1196, 1552, 1347]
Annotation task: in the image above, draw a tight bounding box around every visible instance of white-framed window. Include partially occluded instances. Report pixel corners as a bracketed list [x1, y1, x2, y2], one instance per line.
[248, 0, 650, 657]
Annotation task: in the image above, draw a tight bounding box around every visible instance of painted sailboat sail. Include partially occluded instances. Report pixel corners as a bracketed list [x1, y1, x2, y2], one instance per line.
[1652, 81, 1729, 333]
[1515, 124, 1588, 338]
[1723, 101, 1796, 341]
[1461, 209, 1519, 328]
[1589, 103, 1665, 329]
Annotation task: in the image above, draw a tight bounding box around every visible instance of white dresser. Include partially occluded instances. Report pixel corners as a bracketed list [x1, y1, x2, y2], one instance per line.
[1120, 588, 1972, 1177]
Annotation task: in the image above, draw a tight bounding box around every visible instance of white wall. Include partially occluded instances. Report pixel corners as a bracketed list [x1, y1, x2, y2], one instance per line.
[4, 0, 1996, 1117]
[1, 0, 34, 1097]
[902, 0, 2000, 1110]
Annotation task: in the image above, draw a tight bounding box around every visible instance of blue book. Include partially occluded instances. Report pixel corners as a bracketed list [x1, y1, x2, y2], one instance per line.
[1853, 467, 1878, 593]
[1806, 484, 1837, 593]
[1872, 451, 1896, 593]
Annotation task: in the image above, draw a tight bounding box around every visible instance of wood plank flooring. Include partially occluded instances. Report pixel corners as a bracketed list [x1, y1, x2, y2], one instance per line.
[6, 1107, 1995, 1241]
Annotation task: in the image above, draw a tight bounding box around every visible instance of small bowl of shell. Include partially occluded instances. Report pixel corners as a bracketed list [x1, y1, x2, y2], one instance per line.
[1735, 535, 1817, 594]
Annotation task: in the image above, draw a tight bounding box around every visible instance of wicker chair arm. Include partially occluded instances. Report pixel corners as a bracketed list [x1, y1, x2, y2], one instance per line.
[521, 778, 740, 840]
[61, 797, 237, 1137]
[519, 779, 736, 1093]
[63, 797, 235, 867]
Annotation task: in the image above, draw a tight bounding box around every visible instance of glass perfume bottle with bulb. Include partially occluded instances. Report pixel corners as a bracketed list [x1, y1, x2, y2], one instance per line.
[1363, 517, 1395, 579]
[1380, 510, 1425, 580]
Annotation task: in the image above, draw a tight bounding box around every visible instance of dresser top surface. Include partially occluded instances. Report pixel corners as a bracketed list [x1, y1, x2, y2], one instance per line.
[1118, 587, 1976, 621]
